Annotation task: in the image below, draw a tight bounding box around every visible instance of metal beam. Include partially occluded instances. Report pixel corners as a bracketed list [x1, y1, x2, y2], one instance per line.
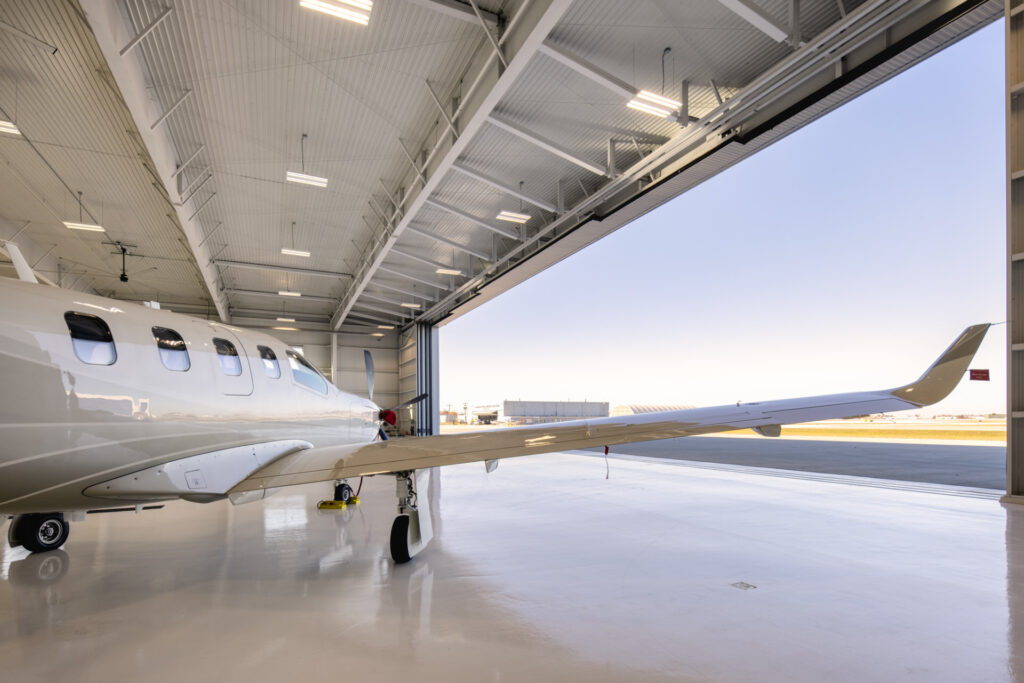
[170, 144, 204, 180]
[352, 300, 412, 317]
[487, 115, 608, 176]
[227, 308, 330, 322]
[81, 0, 229, 321]
[179, 170, 212, 204]
[371, 278, 437, 300]
[378, 265, 450, 290]
[406, 225, 491, 260]
[363, 291, 417, 308]
[713, 0, 789, 42]
[187, 191, 216, 222]
[330, 0, 575, 330]
[0, 19, 57, 54]
[425, 80, 459, 139]
[214, 259, 353, 279]
[537, 41, 634, 100]
[348, 310, 403, 325]
[119, 6, 173, 56]
[451, 162, 557, 212]
[403, 0, 498, 26]
[150, 89, 191, 130]
[391, 247, 462, 273]
[424, 197, 520, 240]
[226, 289, 335, 303]
[468, 0, 507, 68]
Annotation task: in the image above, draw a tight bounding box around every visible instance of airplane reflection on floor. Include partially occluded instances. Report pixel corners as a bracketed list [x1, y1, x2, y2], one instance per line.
[0, 452, 1020, 682]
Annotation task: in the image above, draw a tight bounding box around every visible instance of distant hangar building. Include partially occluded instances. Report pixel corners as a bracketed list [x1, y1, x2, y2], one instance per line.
[504, 400, 609, 425]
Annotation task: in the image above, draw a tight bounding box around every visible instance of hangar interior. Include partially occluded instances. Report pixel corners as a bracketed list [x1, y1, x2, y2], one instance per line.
[0, 0, 1019, 679]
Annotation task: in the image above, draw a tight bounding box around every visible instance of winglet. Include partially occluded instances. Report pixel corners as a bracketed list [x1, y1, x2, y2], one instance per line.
[890, 324, 991, 406]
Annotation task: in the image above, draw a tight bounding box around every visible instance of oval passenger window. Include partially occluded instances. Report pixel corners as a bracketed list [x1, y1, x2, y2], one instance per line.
[64, 312, 117, 365]
[153, 326, 190, 372]
[213, 337, 242, 376]
[257, 345, 281, 379]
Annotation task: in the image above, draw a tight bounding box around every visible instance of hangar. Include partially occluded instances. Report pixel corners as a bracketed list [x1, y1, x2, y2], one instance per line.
[0, 0, 1018, 679]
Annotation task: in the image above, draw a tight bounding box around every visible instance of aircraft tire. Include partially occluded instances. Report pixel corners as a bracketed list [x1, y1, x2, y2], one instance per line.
[13, 513, 69, 553]
[334, 482, 353, 503]
[390, 514, 411, 564]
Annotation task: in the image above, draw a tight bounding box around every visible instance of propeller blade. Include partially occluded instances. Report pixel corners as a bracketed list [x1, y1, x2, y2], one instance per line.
[392, 393, 428, 411]
[363, 349, 374, 402]
[378, 427, 389, 441]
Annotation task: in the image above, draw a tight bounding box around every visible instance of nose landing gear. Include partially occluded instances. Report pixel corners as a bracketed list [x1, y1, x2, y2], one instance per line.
[7, 513, 70, 553]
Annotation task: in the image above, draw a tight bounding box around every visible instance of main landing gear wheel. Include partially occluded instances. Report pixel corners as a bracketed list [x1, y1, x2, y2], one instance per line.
[334, 482, 354, 504]
[390, 514, 412, 564]
[9, 513, 70, 553]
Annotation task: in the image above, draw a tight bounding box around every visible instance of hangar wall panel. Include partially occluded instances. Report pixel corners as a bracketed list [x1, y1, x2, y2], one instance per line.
[1009, 0, 1024, 497]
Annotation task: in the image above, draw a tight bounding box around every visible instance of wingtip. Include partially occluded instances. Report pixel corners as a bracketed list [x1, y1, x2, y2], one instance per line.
[890, 323, 991, 407]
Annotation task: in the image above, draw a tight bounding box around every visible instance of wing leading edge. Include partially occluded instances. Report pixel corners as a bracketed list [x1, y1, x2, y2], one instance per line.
[229, 324, 991, 495]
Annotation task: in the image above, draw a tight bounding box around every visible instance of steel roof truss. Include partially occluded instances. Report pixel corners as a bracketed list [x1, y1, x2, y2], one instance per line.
[424, 197, 519, 240]
[450, 162, 557, 212]
[226, 289, 336, 303]
[213, 259, 352, 280]
[487, 115, 608, 177]
[378, 265, 450, 291]
[468, 0, 507, 68]
[370, 278, 437, 301]
[391, 247, 464, 274]
[404, 0, 499, 27]
[406, 225, 491, 260]
[713, 0, 790, 42]
[119, 7, 173, 56]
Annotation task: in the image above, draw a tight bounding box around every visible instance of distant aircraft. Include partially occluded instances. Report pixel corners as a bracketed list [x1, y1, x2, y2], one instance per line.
[0, 277, 990, 562]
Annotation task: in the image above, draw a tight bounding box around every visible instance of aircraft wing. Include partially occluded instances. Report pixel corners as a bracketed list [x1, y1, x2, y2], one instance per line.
[229, 324, 991, 495]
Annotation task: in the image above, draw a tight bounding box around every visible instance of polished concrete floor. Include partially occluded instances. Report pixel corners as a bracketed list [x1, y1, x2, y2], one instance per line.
[591, 435, 1006, 489]
[1, 452, 1021, 682]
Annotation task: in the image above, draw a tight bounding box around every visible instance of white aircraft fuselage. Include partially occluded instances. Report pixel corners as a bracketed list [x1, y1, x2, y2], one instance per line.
[0, 278, 378, 515]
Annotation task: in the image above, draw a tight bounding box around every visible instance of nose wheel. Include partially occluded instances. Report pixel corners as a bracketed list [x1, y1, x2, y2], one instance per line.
[7, 513, 70, 553]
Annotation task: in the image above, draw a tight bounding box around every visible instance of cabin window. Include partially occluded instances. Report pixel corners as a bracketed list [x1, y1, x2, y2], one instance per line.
[257, 345, 280, 379]
[213, 337, 242, 376]
[64, 312, 117, 365]
[152, 326, 190, 371]
[286, 350, 327, 395]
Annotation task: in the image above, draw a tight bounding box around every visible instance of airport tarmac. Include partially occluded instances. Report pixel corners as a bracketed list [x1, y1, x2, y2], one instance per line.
[1, 452, 1020, 682]
[591, 435, 1006, 490]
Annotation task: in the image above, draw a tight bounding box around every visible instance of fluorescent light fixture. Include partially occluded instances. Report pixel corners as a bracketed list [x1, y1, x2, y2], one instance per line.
[370, 332, 385, 337]
[435, 267, 462, 276]
[299, 0, 372, 25]
[280, 248, 311, 258]
[278, 290, 302, 297]
[626, 90, 681, 118]
[377, 325, 395, 330]
[63, 221, 106, 232]
[286, 170, 328, 188]
[0, 120, 21, 136]
[277, 317, 296, 322]
[400, 302, 421, 309]
[273, 326, 299, 331]
[496, 210, 531, 224]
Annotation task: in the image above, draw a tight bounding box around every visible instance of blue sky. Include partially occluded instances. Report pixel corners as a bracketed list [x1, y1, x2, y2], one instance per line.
[439, 22, 1005, 415]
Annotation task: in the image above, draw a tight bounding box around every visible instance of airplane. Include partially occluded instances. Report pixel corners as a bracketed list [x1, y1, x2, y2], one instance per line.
[0, 274, 991, 563]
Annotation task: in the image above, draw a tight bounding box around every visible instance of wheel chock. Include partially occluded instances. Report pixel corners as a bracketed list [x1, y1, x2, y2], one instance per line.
[349, 496, 359, 505]
[317, 500, 347, 510]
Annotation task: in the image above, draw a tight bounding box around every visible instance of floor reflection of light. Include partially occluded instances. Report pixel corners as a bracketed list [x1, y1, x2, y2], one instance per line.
[1, 542, 30, 581]
[262, 495, 309, 533]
